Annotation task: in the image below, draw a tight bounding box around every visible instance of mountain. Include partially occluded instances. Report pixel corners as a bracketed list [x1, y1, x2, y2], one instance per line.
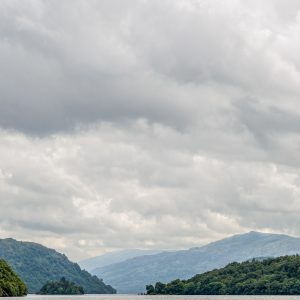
[79, 249, 164, 272]
[92, 231, 300, 293]
[0, 238, 116, 294]
[147, 255, 300, 295]
[0, 259, 27, 296]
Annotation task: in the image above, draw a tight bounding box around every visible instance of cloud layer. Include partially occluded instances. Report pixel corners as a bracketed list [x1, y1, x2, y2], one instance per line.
[1, 0, 300, 260]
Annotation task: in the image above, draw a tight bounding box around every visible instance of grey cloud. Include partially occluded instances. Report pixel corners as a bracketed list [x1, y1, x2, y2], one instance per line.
[1, 0, 300, 134]
[0, 0, 192, 134]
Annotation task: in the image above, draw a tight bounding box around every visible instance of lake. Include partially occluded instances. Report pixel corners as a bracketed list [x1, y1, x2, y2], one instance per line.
[6, 296, 300, 300]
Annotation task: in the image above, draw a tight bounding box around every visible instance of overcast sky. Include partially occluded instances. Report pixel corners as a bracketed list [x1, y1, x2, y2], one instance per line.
[1, 0, 300, 261]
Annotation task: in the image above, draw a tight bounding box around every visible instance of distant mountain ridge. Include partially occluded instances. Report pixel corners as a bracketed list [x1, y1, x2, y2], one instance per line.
[79, 249, 164, 272]
[92, 231, 300, 294]
[0, 238, 116, 294]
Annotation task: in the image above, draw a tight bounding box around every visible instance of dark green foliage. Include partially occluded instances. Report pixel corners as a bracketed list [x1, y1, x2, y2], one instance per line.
[0, 259, 27, 297]
[0, 238, 116, 294]
[147, 255, 300, 295]
[38, 277, 84, 295]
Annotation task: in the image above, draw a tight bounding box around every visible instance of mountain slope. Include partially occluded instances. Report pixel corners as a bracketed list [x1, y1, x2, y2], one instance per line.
[0, 259, 27, 296]
[0, 238, 116, 294]
[147, 255, 300, 295]
[79, 249, 164, 272]
[93, 231, 300, 293]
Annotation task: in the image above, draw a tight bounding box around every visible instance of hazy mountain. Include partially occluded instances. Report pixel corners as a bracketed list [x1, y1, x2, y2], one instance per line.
[92, 231, 300, 293]
[79, 249, 164, 272]
[0, 238, 116, 294]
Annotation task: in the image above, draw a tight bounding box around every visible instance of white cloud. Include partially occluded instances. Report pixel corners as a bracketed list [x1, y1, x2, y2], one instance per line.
[1, 120, 300, 260]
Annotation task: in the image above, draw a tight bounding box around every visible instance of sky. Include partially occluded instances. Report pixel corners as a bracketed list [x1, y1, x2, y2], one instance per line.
[1, 0, 300, 261]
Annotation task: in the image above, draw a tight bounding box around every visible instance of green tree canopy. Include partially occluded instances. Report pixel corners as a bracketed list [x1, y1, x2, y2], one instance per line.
[0, 259, 27, 297]
[38, 277, 84, 295]
[147, 255, 300, 295]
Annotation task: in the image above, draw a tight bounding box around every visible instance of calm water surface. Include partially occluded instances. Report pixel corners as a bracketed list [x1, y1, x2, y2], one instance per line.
[6, 296, 300, 300]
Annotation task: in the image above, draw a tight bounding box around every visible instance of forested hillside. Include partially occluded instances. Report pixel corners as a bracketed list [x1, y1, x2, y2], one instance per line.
[147, 255, 300, 295]
[93, 231, 300, 293]
[0, 259, 27, 296]
[0, 238, 115, 294]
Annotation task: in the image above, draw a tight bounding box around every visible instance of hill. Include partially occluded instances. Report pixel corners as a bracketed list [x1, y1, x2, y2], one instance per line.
[0, 238, 116, 294]
[0, 259, 27, 296]
[92, 231, 300, 293]
[147, 255, 300, 295]
[79, 249, 164, 272]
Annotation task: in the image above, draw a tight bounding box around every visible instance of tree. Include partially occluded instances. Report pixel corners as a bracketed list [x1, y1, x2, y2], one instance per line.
[146, 285, 155, 294]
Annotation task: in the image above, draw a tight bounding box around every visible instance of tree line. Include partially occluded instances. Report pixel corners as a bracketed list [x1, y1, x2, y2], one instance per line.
[146, 255, 300, 295]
